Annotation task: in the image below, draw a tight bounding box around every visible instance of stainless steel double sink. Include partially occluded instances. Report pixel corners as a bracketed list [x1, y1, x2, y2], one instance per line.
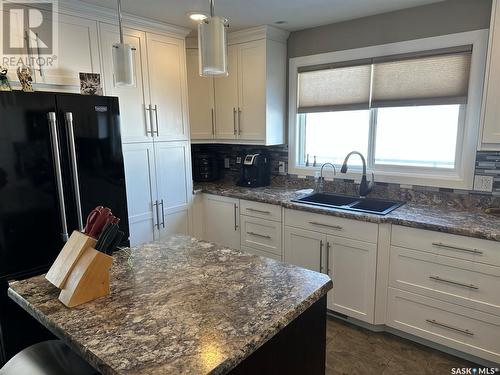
[291, 192, 404, 215]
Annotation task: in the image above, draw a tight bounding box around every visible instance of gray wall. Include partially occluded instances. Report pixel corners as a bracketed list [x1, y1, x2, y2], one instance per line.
[288, 0, 492, 58]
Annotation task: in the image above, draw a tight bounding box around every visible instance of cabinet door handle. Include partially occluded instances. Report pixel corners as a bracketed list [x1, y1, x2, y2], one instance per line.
[319, 240, 324, 273]
[326, 242, 331, 275]
[64, 112, 83, 231]
[247, 231, 271, 239]
[153, 200, 160, 230]
[246, 208, 271, 215]
[160, 199, 165, 229]
[211, 108, 215, 136]
[425, 319, 474, 336]
[432, 242, 483, 255]
[309, 221, 343, 231]
[153, 105, 159, 136]
[47, 112, 69, 242]
[234, 204, 239, 230]
[237, 108, 242, 135]
[233, 108, 237, 135]
[145, 105, 153, 136]
[429, 275, 478, 290]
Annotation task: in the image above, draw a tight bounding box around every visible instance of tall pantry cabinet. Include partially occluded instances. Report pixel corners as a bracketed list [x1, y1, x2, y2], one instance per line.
[99, 23, 192, 246]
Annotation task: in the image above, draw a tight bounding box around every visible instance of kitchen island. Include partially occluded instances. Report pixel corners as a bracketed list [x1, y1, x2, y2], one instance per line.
[7, 236, 332, 375]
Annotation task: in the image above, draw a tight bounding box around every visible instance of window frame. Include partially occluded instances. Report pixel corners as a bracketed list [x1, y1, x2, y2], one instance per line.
[288, 30, 489, 189]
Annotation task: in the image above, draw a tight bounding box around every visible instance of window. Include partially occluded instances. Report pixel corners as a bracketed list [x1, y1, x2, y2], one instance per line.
[289, 31, 488, 189]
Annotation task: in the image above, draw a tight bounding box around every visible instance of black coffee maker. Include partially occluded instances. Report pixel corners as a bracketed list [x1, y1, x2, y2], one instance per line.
[237, 153, 271, 187]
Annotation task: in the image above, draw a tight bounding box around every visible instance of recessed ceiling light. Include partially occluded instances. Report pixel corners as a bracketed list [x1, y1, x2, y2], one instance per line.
[274, 21, 287, 25]
[188, 12, 208, 22]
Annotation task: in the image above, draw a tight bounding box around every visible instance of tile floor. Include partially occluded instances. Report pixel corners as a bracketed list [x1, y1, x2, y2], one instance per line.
[325, 317, 479, 375]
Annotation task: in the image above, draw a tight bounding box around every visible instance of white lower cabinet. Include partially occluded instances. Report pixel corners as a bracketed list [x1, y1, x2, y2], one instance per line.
[328, 236, 377, 322]
[203, 195, 240, 250]
[123, 141, 191, 246]
[284, 210, 378, 324]
[387, 288, 500, 363]
[122, 143, 157, 246]
[284, 227, 323, 273]
[388, 225, 500, 364]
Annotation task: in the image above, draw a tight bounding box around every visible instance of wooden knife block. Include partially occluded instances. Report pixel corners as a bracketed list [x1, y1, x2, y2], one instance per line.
[46, 231, 113, 308]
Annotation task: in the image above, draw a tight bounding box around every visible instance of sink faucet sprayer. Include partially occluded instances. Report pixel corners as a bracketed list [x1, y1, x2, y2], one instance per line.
[316, 163, 336, 193]
[340, 151, 375, 197]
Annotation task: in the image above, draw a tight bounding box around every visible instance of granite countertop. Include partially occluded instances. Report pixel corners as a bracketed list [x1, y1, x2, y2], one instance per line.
[8, 236, 332, 375]
[195, 182, 500, 242]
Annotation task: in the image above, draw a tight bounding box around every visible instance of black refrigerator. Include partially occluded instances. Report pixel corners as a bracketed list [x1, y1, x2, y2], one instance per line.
[0, 91, 129, 364]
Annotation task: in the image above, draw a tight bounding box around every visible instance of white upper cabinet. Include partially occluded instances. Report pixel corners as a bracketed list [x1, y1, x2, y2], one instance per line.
[237, 40, 267, 140]
[481, 0, 500, 147]
[186, 49, 215, 139]
[214, 45, 240, 139]
[100, 24, 151, 143]
[36, 12, 100, 86]
[146, 33, 189, 142]
[187, 26, 289, 145]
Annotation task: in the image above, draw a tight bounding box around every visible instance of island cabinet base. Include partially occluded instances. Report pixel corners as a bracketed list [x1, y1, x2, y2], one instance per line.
[229, 296, 327, 375]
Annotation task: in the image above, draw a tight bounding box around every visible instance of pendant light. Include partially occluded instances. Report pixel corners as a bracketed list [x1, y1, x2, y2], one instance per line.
[112, 0, 136, 87]
[198, 0, 229, 77]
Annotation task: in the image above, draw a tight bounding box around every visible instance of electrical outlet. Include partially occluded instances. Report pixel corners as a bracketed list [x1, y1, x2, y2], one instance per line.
[224, 158, 230, 169]
[236, 156, 242, 164]
[474, 175, 494, 192]
[278, 161, 286, 175]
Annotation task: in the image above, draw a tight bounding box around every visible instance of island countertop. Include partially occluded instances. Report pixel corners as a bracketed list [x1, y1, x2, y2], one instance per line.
[7, 236, 332, 375]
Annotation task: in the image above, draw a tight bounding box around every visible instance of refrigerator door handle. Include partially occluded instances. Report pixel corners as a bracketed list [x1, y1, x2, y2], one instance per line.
[64, 112, 84, 231]
[47, 112, 69, 242]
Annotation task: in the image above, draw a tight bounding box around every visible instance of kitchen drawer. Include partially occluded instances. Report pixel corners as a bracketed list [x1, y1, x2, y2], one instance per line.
[387, 288, 500, 363]
[241, 245, 282, 261]
[390, 246, 500, 315]
[391, 226, 500, 267]
[284, 209, 378, 243]
[240, 216, 282, 256]
[240, 200, 282, 222]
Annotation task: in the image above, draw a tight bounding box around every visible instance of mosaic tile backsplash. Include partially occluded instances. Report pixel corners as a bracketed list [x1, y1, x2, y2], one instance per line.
[191, 145, 500, 208]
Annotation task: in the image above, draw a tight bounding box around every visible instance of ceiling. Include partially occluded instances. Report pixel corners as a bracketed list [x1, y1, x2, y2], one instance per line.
[79, 0, 446, 32]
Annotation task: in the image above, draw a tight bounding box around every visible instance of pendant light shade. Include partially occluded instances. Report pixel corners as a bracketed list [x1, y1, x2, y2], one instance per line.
[112, 0, 136, 87]
[113, 43, 135, 86]
[198, 0, 228, 77]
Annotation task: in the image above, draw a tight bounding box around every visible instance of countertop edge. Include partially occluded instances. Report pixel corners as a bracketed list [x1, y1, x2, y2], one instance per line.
[197, 187, 500, 243]
[212, 280, 333, 374]
[7, 285, 116, 375]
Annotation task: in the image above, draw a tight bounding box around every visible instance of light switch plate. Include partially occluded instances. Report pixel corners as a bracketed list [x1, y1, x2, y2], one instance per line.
[473, 175, 494, 192]
[236, 157, 242, 164]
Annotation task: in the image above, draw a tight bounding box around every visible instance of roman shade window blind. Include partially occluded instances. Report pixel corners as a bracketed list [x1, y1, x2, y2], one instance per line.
[297, 46, 472, 113]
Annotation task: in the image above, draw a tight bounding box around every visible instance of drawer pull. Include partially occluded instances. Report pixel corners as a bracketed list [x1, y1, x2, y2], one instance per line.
[432, 242, 483, 255]
[425, 319, 474, 336]
[246, 208, 271, 215]
[309, 221, 343, 230]
[247, 231, 271, 239]
[429, 275, 479, 290]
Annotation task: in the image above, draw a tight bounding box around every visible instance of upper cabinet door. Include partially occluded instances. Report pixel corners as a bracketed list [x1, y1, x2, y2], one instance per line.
[214, 45, 239, 139]
[35, 13, 100, 86]
[146, 33, 189, 141]
[100, 23, 152, 144]
[1, 7, 25, 84]
[237, 40, 267, 141]
[482, 0, 500, 146]
[186, 49, 215, 140]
